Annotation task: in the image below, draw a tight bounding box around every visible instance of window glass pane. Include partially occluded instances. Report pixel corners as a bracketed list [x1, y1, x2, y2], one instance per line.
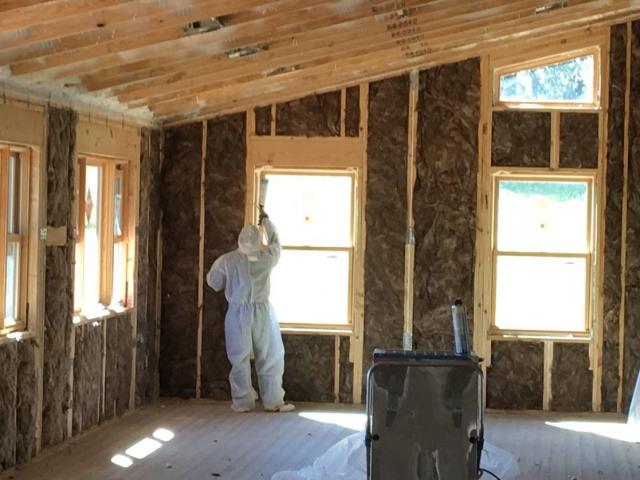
[494, 255, 587, 332]
[270, 250, 350, 325]
[499, 54, 594, 103]
[4, 242, 19, 325]
[497, 180, 588, 253]
[263, 174, 353, 247]
[112, 242, 125, 306]
[114, 174, 123, 237]
[7, 153, 20, 234]
[82, 165, 101, 310]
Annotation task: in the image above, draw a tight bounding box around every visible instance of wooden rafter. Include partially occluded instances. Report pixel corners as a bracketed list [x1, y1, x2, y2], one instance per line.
[0, 0, 638, 123]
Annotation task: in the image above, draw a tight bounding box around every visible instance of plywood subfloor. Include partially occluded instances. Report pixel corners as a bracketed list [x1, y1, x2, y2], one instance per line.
[1, 400, 639, 480]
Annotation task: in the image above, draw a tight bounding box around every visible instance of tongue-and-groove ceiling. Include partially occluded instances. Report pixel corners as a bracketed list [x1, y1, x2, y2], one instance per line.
[1, 0, 639, 125]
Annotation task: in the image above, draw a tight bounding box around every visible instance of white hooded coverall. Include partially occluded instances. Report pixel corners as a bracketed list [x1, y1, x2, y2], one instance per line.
[206, 218, 286, 410]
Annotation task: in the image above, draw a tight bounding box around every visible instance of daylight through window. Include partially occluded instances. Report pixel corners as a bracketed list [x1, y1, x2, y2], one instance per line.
[497, 51, 598, 106]
[492, 177, 593, 334]
[260, 171, 355, 327]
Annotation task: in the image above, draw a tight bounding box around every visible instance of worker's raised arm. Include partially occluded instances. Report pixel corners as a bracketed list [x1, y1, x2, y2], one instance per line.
[262, 217, 281, 266]
[206, 256, 226, 292]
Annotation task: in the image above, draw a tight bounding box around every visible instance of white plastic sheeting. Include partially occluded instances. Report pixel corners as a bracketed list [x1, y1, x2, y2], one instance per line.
[271, 431, 519, 480]
[628, 372, 640, 426]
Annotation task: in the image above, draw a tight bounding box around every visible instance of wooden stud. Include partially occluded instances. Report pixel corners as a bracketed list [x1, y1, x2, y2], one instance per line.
[550, 111, 560, 169]
[591, 26, 611, 413]
[0, 149, 8, 328]
[543, 341, 554, 410]
[403, 70, 419, 350]
[340, 88, 347, 138]
[352, 82, 368, 404]
[127, 145, 140, 410]
[196, 120, 207, 399]
[34, 108, 47, 454]
[334, 335, 340, 403]
[271, 103, 278, 137]
[617, 21, 632, 413]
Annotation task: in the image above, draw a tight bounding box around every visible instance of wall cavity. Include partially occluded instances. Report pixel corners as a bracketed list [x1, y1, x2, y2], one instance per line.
[413, 59, 480, 351]
[282, 335, 335, 402]
[559, 113, 599, 169]
[603, 24, 627, 412]
[492, 111, 550, 167]
[202, 114, 246, 399]
[363, 75, 409, 379]
[623, 20, 640, 411]
[276, 92, 341, 136]
[487, 341, 544, 410]
[160, 123, 202, 397]
[136, 127, 163, 406]
[42, 106, 77, 448]
[551, 343, 592, 411]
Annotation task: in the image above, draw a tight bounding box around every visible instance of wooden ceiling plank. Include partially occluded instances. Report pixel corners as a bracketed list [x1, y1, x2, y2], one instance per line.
[116, 0, 552, 106]
[0, 0, 183, 51]
[161, 24, 611, 125]
[153, 0, 638, 117]
[11, 0, 431, 79]
[79, 0, 495, 92]
[0, 0, 338, 66]
[0, 0, 132, 33]
[0, 0, 257, 66]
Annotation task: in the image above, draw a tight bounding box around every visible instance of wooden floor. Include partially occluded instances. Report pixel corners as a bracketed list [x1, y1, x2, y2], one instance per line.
[1, 399, 639, 480]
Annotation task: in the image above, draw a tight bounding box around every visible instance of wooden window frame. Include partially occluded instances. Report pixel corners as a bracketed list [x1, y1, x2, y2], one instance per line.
[1, 146, 34, 335]
[74, 156, 130, 318]
[493, 46, 601, 110]
[489, 170, 596, 338]
[253, 167, 359, 333]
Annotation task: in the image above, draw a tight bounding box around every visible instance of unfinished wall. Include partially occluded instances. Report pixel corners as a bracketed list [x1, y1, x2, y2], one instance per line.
[492, 111, 550, 167]
[363, 75, 409, 375]
[283, 335, 335, 402]
[487, 341, 544, 410]
[42, 107, 77, 448]
[560, 113, 599, 169]
[413, 59, 480, 351]
[255, 106, 272, 135]
[72, 324, 102, 435]
[160, 123, 202, 397]
[135, 127, 163, 406]
[15, 341, 36, 464]
[202, 114, 246, 399]
[0, 344, 17, 469]
[624, 20, 640, 411]
[276, 92, 341, 136]
[345, 86, 360, 137]
[602, 24, 627, 412]
[551, 343, 592, 411]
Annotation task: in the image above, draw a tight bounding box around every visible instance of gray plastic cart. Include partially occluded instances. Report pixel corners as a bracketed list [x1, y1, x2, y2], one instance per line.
[366, 350, 483, 480]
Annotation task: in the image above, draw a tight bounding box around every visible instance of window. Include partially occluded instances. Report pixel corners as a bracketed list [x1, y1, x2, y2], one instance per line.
[491, 176, 593, 334]
[74, 157, 130, 317]
[0, 148, 33, 333]
[259, 171, 355, 328]
[496, 49, 599, 107]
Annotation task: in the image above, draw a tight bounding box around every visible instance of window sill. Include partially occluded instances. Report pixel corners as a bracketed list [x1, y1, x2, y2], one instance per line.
[489, 331, 591, 342]
[0, 330, 36, 346]
[280, 325, 352, 336]
[73, 305, 132, 327]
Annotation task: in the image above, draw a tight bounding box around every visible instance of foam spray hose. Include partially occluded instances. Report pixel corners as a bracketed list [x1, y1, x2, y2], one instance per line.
[258, 178, 269, 247]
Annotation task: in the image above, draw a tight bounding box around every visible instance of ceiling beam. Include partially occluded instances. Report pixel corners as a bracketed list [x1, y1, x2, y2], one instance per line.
[150, 1, 640, 116]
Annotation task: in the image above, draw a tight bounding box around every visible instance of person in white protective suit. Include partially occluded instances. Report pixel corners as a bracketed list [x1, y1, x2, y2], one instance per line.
[206, 210, 294, 413]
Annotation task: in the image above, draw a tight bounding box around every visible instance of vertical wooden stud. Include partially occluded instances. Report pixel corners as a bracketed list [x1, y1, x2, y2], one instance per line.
[196, 120, 207, 399]
[403, 71, 419, 350]
[334, 335, 340, 402]
[543, 341, 554, 410]
[550, 111, 560, 170]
